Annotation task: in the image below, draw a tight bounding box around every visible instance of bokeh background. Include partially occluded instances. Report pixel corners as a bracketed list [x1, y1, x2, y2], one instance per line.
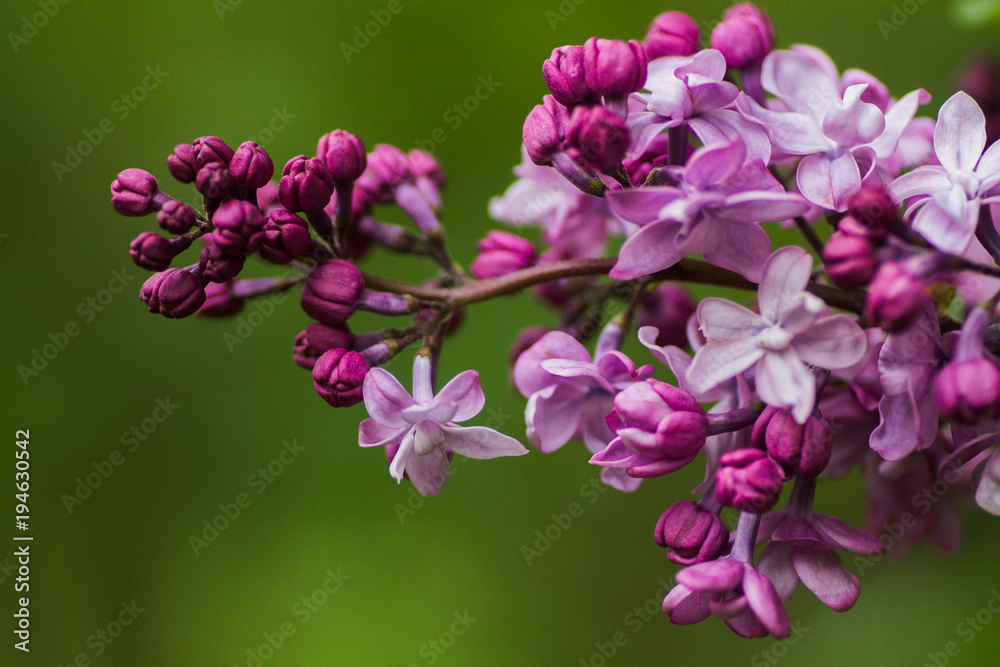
[4, 0, 1000, 664]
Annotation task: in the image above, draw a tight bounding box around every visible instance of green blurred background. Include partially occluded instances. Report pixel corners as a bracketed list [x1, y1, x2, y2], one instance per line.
[3, 0, 1000, 664]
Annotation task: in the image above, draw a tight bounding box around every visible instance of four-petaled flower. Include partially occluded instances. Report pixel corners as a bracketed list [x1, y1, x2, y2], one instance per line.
[359, 355, 528, 497]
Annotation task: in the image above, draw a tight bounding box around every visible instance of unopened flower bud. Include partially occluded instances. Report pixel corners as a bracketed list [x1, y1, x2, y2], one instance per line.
[543, 45, 593, 107]
[847, 185, 897, 237]
[259, 210, 313, 264]
[312, 348, 369, 407]
[644, 12, 700, 60]
[566, 105, 630, 172]
[408, 149, 446, 208]
[198, 281, 244, 317]
[934, 358, 1000, 423]
[195, 163, 234, 200]
[317, 130, 367, 182]
[523, 95, 569, 166]
[141, 268, 207, 319]
[715, 448, 784, 512]
[356, 144, 412, 204]
[192, 136, 235, 168]
[822, 230, 876, 290]
[212, 200, 266, 254]
[301, 259, 364, 325]
[130, 232, 180, 272]
[470, 231, 537, 279]
[613, 379, 707, 468]
[294, 322, 356, 370]
[157, 199, 198, 234]
[711, 3, 775, 69]
[654, 499, 729, 565]
[751, 406, 833, 478]
[111, 169, 160, 216]
[864, 262, 928, 331]
[279, 156, 334, 214]
[638, 283, 695, 348]
[199, 236, 245, 283]
[583, 37, 647, 99]
[167, 144, 198, 183]
[229, 141, 274, 189]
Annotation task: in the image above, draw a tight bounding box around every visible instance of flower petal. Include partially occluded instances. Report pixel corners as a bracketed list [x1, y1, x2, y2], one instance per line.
[755, 350, 815, 424]
[934, 91, 987, 173]
[758, 246, 814, 323]
[358, 419, 407, 448]
[742, 567, 791, 638]
[796, 151, 861, 211]
[794, 314, 868, 369]
[609, 220, 686, 280]
[406, 446, 450, 497]
[686, 337, 765, 395]
[431, 370, 485, 423]
[792, 548, 860, 612]
[822, 83, 886, 147]
[685, 137, 747, 190]
[442, 425, 529, 459]
[363, 368, 416, 428]
[606, 186, 684, 226]
[514, 331, 592, 397]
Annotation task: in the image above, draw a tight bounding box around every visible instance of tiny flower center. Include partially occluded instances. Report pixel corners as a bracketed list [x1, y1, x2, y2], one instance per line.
[757, 325, 793, 351]
[949, 169, 981, 198]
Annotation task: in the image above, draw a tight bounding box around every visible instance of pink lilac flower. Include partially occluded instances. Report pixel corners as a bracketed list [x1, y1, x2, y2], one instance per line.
[686, 246, 867, 423]
[607, 136, 809, 282]
[890, 91, 1000, 253]
[359, 354, 528, 497]
[628, 49, 773, 161]
[514, 330, 654, 491]
[737, 47, 928, 211]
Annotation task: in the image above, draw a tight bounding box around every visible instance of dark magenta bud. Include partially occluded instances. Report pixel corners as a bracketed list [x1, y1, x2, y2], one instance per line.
[140, 268, 207, 319]
[751, 406, 833, 478]
[644, 11, 700, 60]
[565, 105, 630, 172]
[847, 185, 897, 236]
[317, 130, 367, 182]
[199, 236, 245, 283]
[229, 141, 274, 189]
[542, 45, 593, 107]
[822, 230, 876, 290]
[167, 144, 199, 183]
[192, 136, 235, 168]
[300, 259, 364, 325]
[523, 95, 570, 166]
[279, 156, 334, 215]
[212, 199, 266, 254]
[715, 448, 784, 513]
[312, 348, 370, 407]
[583, 37, 647, 99]
[198, 281, 244, 317]
[613, 379, 707, 462]
[130, 232, 178, 271]
[157, 199, 197, 234]
[638, 283, 696, 348]
[470, 231, 537, 279]
[710, 3, 775, 69]
[654, 499, 729, 565]
[934, 358, 1000, 423]
[259, 210, 313, 264]
[864, 262, 928, 332]
[195, 163, 234, 200]
[111, 169, 159, 216]
[293, 322, 356, 370]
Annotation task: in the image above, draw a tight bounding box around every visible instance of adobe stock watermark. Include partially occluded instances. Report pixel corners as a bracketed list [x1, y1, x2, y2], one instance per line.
[922, 589, 1000, 667]
[213, 0, 244, 20]
[51, 65, 170, 182]
[233, 567, 349, 667]
[340, 0, 412, 63]
[877, 0, 930, 41]
[406, 610, 477, 667]
[545, 0, 586, 30]
[57, 600, 145, 666]
[16, 266, 137, 386]
[394, 405, 512, 523]
[62, 397, 180, 514]
[413, 75, 501, 156]
[223, 290, 289, 353]
[245, 107, 296, 147]
[749, 620, 809, 666]
[7, 0, 70, 54]
[521, 475, 609, 566]
[188, 438, 305, 556]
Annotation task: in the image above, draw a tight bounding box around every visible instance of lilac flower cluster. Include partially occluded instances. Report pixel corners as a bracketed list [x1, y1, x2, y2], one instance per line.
[110, 2, 1000, 641]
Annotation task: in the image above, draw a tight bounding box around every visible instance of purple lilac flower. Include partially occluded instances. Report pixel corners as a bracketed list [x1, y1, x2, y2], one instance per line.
[891, 91, 1000, 253]
[607, 136, 809, 282]
[686, 246, 867, 422]
[737, 46, 928, 211]
[359, 354, 528, 497]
